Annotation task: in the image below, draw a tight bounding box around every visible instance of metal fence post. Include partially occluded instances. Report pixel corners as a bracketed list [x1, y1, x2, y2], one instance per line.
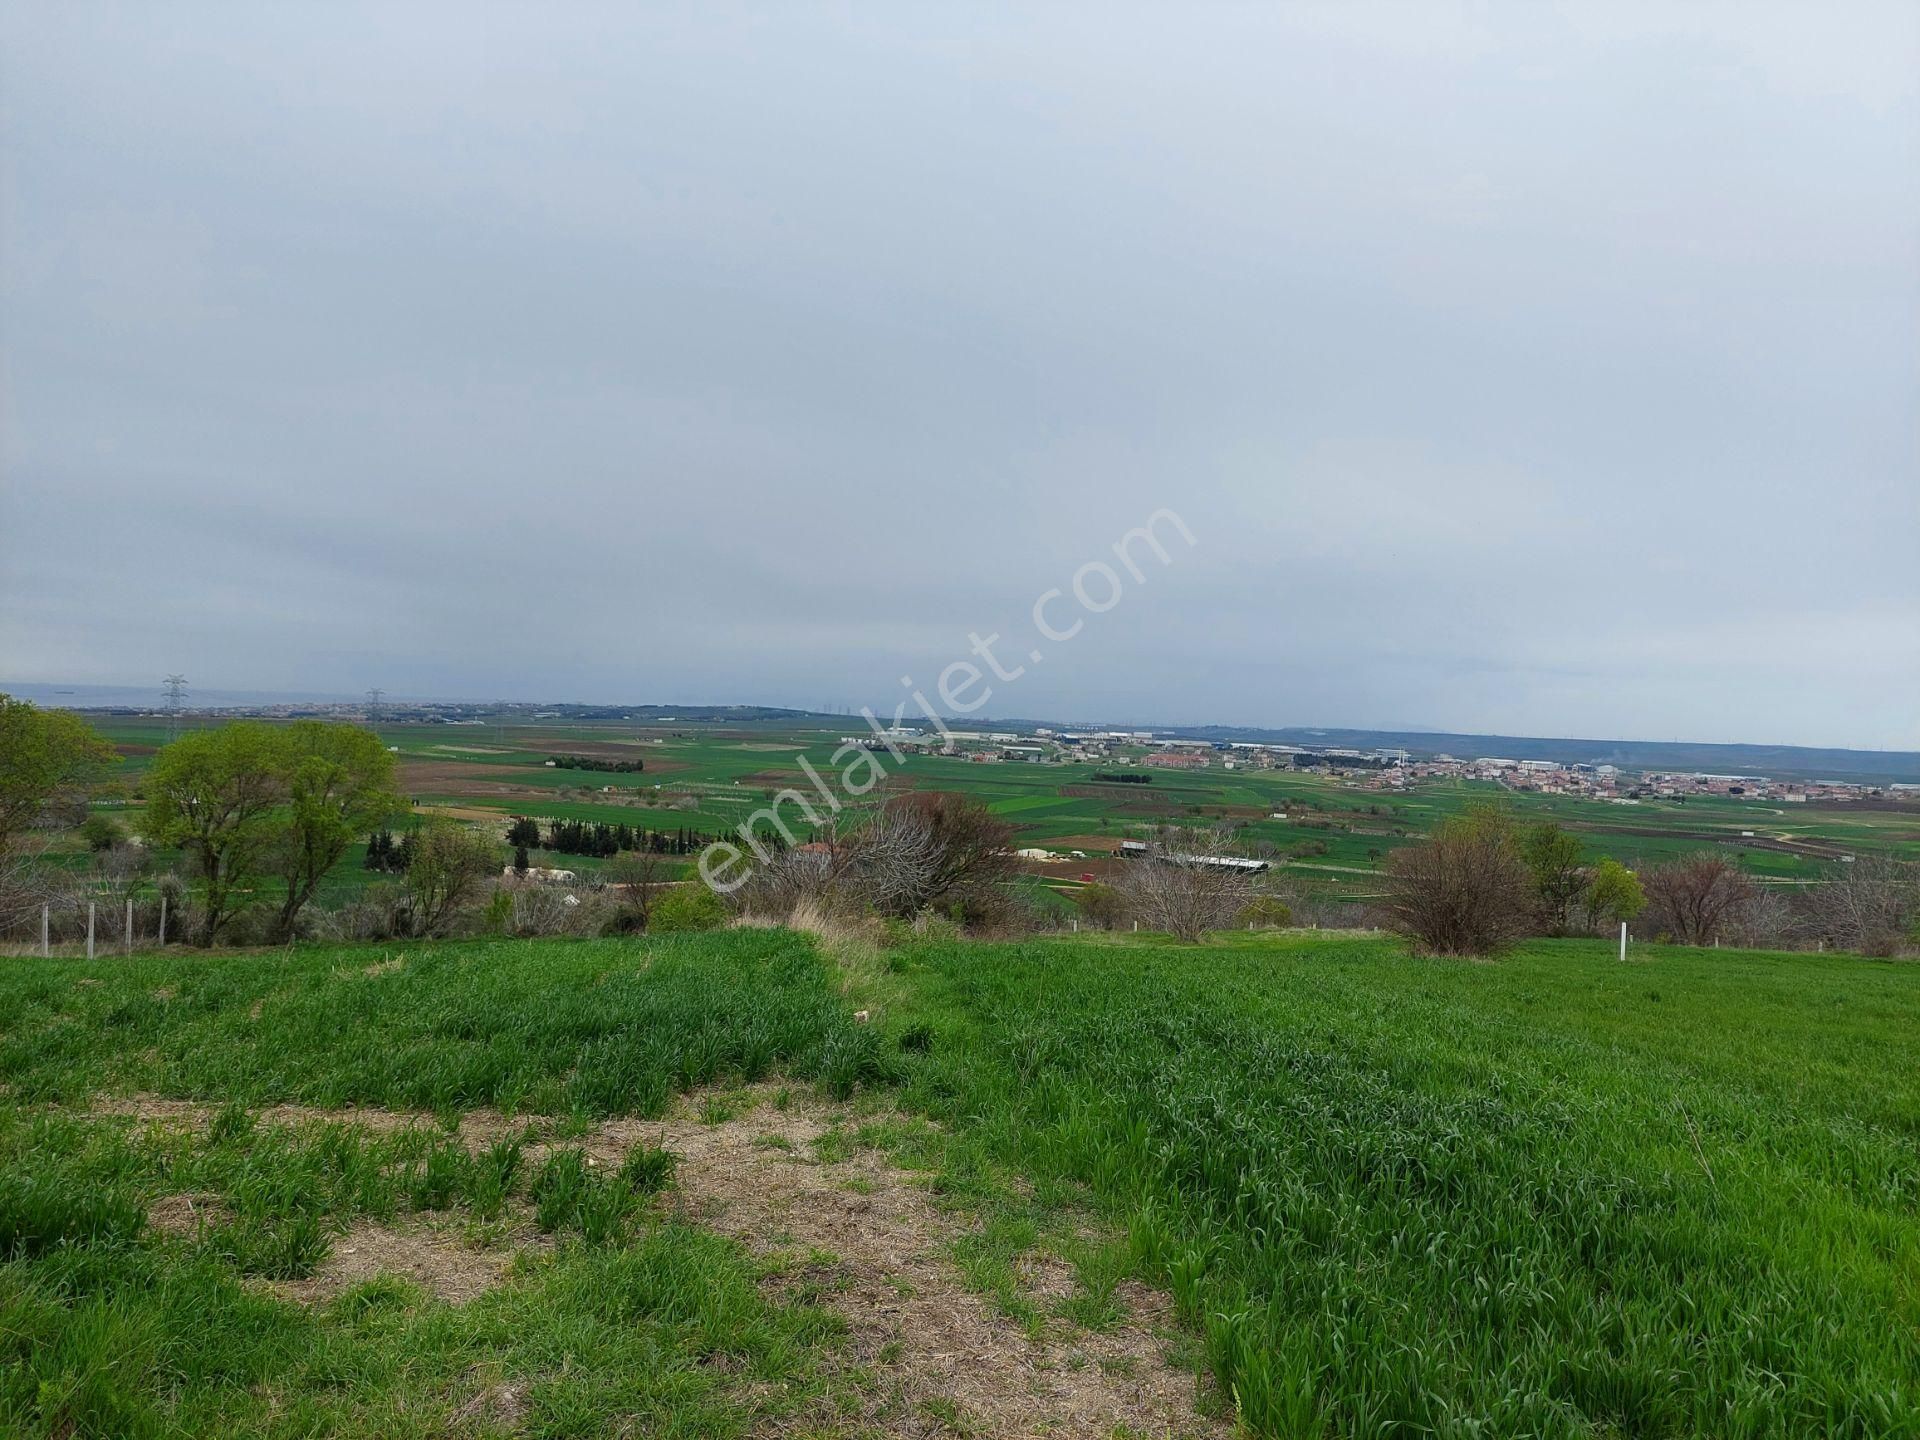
[41, 905, 49, 957]
[159, 896, 168, 947]
[126, 898, 134, 954]
[87, 902, 96, 960]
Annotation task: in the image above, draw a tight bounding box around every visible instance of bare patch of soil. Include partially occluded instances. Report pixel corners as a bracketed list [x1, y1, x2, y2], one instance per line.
[90, 1087, 1223, 1436]
[277, 1219, 533, 1306]
[148, 1191, 230, 1237]
[585, 1090, 1228, 1439]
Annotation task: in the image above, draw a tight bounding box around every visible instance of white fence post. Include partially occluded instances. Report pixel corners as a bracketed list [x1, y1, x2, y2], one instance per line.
[87, 903, 96, 960]
[1619, 920, 1627, 962]
[41, 905, 49, 957]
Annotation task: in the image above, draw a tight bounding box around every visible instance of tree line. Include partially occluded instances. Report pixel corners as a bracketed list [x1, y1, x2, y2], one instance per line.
[502, 817, 729, 859]
[547, 755, 646, 774]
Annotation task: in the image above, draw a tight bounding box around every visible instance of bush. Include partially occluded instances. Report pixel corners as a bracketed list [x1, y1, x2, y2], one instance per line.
[1075, 882, 1126, 929]
[648, 884, 726, 933]
[1238, 895, 1294, 929]
[1383, 811, 1535, 956]
[1114, 827, 1263, 942]
[404, 820, 500, 936]
[1641, 853, 1756, 947]
[78, 814, 124, 852]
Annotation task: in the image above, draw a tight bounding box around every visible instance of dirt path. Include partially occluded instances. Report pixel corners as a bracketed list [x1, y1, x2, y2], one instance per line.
[93, 1088, 1228, 1439]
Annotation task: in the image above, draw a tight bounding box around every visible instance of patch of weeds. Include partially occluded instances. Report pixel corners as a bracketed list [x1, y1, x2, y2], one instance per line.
[532, 1149, 591, 1233]
[950, 1215, 1043, 1334]
[752, 1134, 794, 1151]
[576, 1179, 635, 1245]
[468, 1137, 523, 1220]
[811, 1126, 855, 1164]
[208, 1101, 255, 1146]
[618, 1143, 678, 1195]
[408, 1139, 471, 1211]
[918, 1395, 969, 1432]
[1059, 1238, 1130, 1331]
[219, 1210, 332, 1279]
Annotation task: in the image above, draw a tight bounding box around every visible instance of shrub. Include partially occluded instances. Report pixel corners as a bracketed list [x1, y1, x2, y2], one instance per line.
[404, 820, 500, 936]
[648, 884, 726, 933]
[1641, 853, 1756, 946]
[1383, 811, 1535, 956]
[1075, 882, 1126, 929]
[1238, 895, 1294, 929]
[78, 814, 124, 853]
[1114, 827, 1263, 942]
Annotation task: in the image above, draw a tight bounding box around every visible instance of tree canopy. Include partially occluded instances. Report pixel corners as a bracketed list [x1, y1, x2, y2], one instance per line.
[143, 720, 402, 943]
[0, 694, 118, 852]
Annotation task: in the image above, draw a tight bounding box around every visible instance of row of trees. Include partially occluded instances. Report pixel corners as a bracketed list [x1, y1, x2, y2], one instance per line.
[507, 818, 724, 859]
[546, 755, 645, 774]
[1382, 805, 1920, 957]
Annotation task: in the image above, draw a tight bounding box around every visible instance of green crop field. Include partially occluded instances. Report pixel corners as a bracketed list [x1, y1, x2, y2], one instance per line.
[3, 927, 1915, 1437]
[66, 715, 1920, 918]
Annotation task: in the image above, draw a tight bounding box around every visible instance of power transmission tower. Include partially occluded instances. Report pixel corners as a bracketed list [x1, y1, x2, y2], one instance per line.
[163, 675, 188, 742]
[366, 687, 385, 723]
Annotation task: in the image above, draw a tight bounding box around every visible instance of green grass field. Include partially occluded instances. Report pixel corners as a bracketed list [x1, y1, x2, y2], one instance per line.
[3, 928, 1915, 1436]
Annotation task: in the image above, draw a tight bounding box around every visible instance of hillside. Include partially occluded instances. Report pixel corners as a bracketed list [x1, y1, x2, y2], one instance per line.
[3, 928, 1915, 1437]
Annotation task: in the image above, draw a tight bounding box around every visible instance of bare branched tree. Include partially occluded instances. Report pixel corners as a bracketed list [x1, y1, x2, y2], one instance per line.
[1803, 857, 1918, 956]
[1640, 853, 1756, 947]
[607, 847, 672, 931]
[850, 800, 944, 917]
[1383, 812, 1536, 956]
[1113, 826, 1263, 942]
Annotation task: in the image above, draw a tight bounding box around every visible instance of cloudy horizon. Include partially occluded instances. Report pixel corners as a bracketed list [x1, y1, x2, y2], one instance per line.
[4, 3, 1916, 750]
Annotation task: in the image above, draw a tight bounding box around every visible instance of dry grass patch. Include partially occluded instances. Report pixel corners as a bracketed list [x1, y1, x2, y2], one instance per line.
[274, 1218, 538, 1306]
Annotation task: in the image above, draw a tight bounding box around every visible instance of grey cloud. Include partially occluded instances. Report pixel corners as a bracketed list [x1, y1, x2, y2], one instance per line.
[2, 2, 1915, 746]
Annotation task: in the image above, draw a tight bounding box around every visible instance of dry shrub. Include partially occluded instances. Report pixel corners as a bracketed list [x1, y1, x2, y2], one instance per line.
[1383, 813, 1535, 957]
[1802, 857, 1918, 957]
[1112, 827, 1263, 942]
[730, 792, 1016, 933]
[1641, 853, 1756, 947]
[503, 881, 608, 938]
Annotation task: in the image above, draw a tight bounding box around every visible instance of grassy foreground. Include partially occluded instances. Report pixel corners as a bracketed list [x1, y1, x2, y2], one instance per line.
[2, 929, 1916, 1437]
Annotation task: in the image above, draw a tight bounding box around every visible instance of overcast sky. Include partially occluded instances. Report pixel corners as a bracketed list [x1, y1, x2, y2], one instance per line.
[3, 3, 1915, 747]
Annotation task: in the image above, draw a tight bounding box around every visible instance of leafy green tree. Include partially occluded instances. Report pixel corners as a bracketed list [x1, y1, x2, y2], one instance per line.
[506, 816, 542, 849]
[142, 723, 286, 944]
[0, 694, 118, 853]
[1584, 858, 1647, 929]
[270, 721, 404, 939]
[1521, 823, 1588, 935]
[404, 819, 500, 936]
[78, 814, 125, 853]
